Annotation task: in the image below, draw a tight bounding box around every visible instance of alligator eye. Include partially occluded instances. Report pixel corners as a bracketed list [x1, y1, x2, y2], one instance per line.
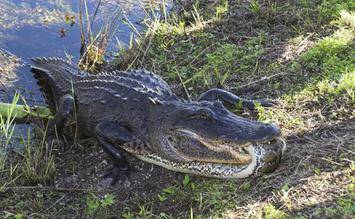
[187, 109, 214, 121]
[199, 109, 214, 119]
[213, 101, 224, 108]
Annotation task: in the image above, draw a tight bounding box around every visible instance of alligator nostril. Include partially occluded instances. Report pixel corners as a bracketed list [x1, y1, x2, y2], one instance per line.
[256, 123, 281, 141]
[267, 123, 281, 136]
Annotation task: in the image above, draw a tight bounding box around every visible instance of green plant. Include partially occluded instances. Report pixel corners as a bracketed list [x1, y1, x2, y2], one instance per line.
[137, 205, 153, 218]
[158, 186, 176, 202]
[186, 43, 237, 87]
[122, 211, 135, 219]
[215, 0, 228, 21]
[33, 191, 44, 211]
[0, 92, 20, 171]
[258, 204, 288, 219]
[337, 194, 355, 216]
[78, 0, 122, 72]
[21, 127, 56, 185]
[316, 0, 355, 24]
[249, 0, 261, 15]
[86, 193, 115, 218]
[265, 0, 278, 18]
[256, 102, 274, 123]
[14, 213, 23, 219]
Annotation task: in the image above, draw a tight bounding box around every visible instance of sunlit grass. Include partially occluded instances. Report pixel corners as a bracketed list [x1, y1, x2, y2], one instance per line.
[250, 17, 354, 134]
[21, 129, 56, 186]
[0, 93, 56, 190]
[0, 92, 19, 170]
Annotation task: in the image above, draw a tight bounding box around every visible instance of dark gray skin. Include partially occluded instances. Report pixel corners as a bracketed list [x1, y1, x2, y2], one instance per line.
[31, 57, 284, 184]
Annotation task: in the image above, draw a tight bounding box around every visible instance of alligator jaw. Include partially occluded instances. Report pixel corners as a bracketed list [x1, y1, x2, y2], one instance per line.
[133, 138, 286, 179]
[133, 145, 257, 179]
[174, 128, 253, 164]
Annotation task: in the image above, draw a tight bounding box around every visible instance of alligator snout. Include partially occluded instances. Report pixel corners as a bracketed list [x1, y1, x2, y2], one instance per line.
[248, 123, 281, 143]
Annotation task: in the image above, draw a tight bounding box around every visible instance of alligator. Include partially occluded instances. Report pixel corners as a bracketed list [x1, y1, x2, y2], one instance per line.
[30, 57, 285, 184]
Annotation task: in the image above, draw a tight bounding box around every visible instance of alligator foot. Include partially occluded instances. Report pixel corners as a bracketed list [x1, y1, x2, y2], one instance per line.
[97, 137, 131, 185]
[198, 88, 277, 110]
[102, 163, 132, 185]
[95, 121, 137, 185]
[46, 94, 75, 151]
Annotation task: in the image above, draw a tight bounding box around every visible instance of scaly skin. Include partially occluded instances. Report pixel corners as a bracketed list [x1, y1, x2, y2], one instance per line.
[30, 57, 285, 184]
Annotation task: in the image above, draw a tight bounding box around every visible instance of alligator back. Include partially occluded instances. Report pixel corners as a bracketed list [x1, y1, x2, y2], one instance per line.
[31, 57, 178, 114]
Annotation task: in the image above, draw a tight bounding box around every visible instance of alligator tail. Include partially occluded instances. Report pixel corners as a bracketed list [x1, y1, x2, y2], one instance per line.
[30, 57, 82, 112]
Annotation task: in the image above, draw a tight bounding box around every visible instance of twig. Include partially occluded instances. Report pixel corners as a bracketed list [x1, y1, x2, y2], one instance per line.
[320, 157, 343, 166]
[175, 68, 191, 101]
[5, 185, 117, 193]
[235, 72, 287, 91]
[341, 158, 355, 164]
[33, 195, 66, 215]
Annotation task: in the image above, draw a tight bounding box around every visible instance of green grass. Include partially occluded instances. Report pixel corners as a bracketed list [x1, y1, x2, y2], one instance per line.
[0, 92, 18, 171]
[21, 133, 56, 186]
[248, 0, 261, 16]
[0, 93, 56, 191]
[85, 193, 115, 218]
[258, 26, 354, 131]
[257, 203, 288, 219]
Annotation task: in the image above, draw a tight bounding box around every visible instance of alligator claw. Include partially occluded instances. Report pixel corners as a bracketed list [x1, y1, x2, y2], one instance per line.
[102, 164, 135, 186]
[103, 168, 127, 186]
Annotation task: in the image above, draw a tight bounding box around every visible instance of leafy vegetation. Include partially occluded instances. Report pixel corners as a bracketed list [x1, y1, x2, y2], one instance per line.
[76, 0, 123, 72]
[86, 193, 115, 217]
[0, 92, 18, 174]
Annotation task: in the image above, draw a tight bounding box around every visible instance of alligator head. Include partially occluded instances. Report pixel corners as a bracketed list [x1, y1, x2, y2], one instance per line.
[132, 100, 285, 178]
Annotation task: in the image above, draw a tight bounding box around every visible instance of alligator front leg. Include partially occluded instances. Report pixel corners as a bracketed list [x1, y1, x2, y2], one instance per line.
[198, 88, 275, 110]
[95, 121, 135, 185]
[46, 94, 75, 151]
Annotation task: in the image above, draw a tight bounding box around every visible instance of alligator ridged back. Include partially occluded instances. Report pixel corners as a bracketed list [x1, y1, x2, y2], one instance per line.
[95, 69, 175, 100]
[31, 57, 178, 112]
[30, 57, 86, 111]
